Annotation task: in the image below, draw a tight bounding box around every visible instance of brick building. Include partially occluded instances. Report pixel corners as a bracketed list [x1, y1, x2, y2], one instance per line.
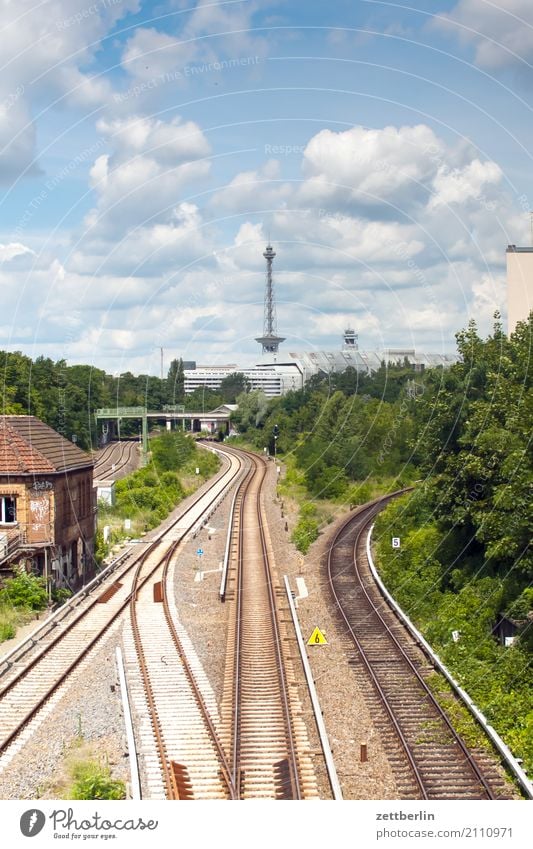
[0, 416, 96, 591]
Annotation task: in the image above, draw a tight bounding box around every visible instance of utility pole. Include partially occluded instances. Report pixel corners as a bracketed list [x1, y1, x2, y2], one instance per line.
[160, 347, 164, 381]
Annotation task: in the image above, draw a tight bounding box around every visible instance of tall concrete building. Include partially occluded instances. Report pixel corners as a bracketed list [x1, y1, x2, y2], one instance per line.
[506, 245, 533, 333]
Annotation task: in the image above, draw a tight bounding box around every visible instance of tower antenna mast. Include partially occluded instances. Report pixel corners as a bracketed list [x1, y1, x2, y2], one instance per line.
[255, 241, 285, 355]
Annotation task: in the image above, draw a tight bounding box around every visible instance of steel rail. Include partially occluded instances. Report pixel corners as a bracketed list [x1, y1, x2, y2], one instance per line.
[366, 524, 533, 800]
[351, 505, 494, 799]
[327, 500, 428, 799]
[227, 448, 302, 799]
[0, 450, 241, 755]
[230, 460, 256, 794]
[255, 457, 302, 800]
[0, 538, 168, 756]
[0, 451, 236, 694]
[129, 540, 179, 799]
[94, 440, 137, 479]
[160, 538, 237, 799]
[328, 494, 496, 800]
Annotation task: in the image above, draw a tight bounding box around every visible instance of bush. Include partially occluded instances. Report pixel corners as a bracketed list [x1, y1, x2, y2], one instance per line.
[70, 760, 126, 800]
[51, 586, 72, 606]
[0, 571, 47, 611]
[151, 431, 195, 471]
[291, 517, 319, 554]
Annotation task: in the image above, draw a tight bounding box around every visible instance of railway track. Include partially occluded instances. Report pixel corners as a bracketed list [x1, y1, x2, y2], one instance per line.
[124, 471, 240, 800]
[219, 448, 319, 799]
[93, 440, 138, 480]
[0, 449, 241, 777]
[328, 497, 513, 800]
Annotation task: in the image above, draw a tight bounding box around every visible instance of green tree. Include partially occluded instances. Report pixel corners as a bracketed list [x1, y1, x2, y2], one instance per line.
[219, 372, 251, 403]
[166, 358, 185, 404]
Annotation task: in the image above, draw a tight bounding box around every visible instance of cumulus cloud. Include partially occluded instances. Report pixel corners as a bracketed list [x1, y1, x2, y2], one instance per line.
[434, 0, 533, 68]
[298, 124, 448, 211]
[0, 0, 140, 183]
[120, 0, 268, 86]
[0, 242, 34, 262]
[82, 114, 211, 239]
[211, 160, 292, 212]
[428, 159, 503, 209]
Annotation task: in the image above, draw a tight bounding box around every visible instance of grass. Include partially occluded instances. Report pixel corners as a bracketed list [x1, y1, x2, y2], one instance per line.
[425, 672, 494, 752]
[42, 740, 126, 800]
[0, 605, 35, 642]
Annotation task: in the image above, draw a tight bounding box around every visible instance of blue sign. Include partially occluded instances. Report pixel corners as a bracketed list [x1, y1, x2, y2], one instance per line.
[197, 548, 204, 556]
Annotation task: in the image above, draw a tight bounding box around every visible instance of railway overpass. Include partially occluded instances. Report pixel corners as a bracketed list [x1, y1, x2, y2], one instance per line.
[95, 405, 234, 454]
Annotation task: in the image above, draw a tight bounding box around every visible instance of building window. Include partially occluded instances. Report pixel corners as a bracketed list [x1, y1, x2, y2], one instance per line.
[0, 496, 17, 524]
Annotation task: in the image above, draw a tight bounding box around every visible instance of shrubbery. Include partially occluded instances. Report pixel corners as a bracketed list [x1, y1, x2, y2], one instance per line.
[69, 759, 126, 800]
[374, 490, 533, 775]
[98, 432, 220, 552]
[0, 570, 48, 644]
[0, 571, 47, 610]
[291, 503, 320, 554]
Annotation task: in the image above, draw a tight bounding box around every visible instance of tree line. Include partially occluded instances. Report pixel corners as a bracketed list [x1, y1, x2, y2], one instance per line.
[0, 352, 251, 449]
[232, 313, 532, 648]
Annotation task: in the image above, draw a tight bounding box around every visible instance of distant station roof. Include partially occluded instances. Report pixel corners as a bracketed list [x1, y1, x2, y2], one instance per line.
[0, 416, 94, 475]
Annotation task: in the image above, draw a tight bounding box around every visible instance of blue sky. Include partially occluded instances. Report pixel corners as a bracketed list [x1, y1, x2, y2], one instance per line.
[2, 0, 533, 374]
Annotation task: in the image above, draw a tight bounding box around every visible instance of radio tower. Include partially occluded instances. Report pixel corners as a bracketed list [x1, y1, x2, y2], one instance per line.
[255, 242, 285, 355]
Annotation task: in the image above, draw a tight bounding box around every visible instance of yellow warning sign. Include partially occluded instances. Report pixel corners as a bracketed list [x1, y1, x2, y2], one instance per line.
[307, 627, 327, 646]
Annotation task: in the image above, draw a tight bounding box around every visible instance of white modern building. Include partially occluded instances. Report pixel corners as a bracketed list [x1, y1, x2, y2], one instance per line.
[183, 330, 456, 399]
[184, 364, 303, 398]
[506, 245, 533, 334]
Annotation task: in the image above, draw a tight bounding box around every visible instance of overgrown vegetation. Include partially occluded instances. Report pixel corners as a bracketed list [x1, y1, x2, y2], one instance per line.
[291, 503, 320, 554]
[374, 490, 533, 774]
[43, 740, 127, 800]
[96, 431, 219, 559]
[230, 313, 533, 772]
[0, 571, 48, 643]
[69, 759, 126, 800]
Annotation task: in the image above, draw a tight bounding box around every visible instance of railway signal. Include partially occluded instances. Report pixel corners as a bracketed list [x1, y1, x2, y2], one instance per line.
[272, 424, 279, 461]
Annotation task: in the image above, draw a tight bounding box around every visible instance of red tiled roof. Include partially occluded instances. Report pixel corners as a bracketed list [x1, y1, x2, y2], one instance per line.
[0, 416, 93, 474]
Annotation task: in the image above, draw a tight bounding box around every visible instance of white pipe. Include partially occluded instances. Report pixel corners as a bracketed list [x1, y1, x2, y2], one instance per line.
[115, 646, 141, 800]
[283, 574, 343, 800]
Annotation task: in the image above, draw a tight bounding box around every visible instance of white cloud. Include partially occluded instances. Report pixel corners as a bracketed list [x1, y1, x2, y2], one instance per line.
[120, 0, 269, 86]
[0, 0, 140, 183]
[428, 159, 502, 209]
[211, 159, 292, 212]
[435, 0, 533, 68]
[0, 242, 34, 262]
[71, 202, 211, 275]
[82, 114, 211, 239]
[298, 124, 447, 210]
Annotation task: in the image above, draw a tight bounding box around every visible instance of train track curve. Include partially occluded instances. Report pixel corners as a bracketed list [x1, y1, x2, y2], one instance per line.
[327, 495, 514, 800]
[93, 440, 138, 480]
